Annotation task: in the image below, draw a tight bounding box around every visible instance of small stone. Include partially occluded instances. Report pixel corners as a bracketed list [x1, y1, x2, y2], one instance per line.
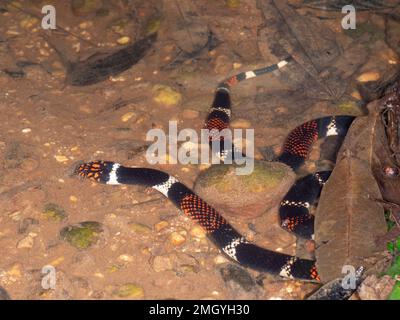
[7, 263, 21, 277]
[151, 253, 199, 274]
[146, 18, 161, 34]
[129, 222, 151, 234]
[151, 255, 174, 272]
[115, 283, 144, 299]
[169, 232, 186, 246]
[226, 0, 240, 8]
[49, 256, 65, 266]
[152, 85, 182, 107]
[121, 112, 135, 122]
[69, 195, 78, 203]
[16, 232, 37, 249]
[54, 155, 69, 163]
[19, 16, 38, 29]
[230, 119, 252, 129]
[214, 254, 228, 265]
[43, 203, 67, 221]
[117, 36, 130, 45]
[351, 91, 362, 100]
[357, 71, 381, 83]
[21, 128, 31, 133]
[79, 21, 93, 29]
[154, 220, 169, 232]
[182, 109, 200, 119]
[233, 62, 242, 69]
[190, 225, 206, 239]
[60, 221, 104, 249]
[118, 254, 134, 262]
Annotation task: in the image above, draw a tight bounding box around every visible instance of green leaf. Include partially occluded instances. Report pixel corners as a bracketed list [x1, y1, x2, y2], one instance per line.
[388, 281, 400, 300]
[396, 238, 400, 252]
[386, 256, 400, 278]
[388, 242, 395, 254]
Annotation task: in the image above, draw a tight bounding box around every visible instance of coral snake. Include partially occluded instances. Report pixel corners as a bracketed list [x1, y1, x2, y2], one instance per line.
[76, 56, 355, 282]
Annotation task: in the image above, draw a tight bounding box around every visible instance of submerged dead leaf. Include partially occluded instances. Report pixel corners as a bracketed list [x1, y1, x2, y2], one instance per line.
[315, 102, 388, 282]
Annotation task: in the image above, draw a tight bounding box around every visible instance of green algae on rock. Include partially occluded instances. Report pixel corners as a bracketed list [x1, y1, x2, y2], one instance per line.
[60, 221, 104, 249]
[42, 203, 68, 221]
[193, 161, 295, 218]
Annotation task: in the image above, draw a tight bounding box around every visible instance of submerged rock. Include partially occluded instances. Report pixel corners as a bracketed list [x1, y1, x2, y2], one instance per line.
[60, 221, 104, 249]
[152, 85, 182, 107]
[193, 161, 295, 218]
[43, 203, 68, 221]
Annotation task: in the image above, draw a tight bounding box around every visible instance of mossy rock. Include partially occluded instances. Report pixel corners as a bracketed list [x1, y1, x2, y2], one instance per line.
[60, 221, 104, 249]
[43, 203, 68, 221]
[193, 161, 295, 218]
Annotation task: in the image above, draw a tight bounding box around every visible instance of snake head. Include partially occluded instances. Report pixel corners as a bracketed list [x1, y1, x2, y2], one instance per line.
[75, 161, 114, 183]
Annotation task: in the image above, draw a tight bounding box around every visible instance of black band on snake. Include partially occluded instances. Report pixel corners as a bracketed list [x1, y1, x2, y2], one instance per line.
[76, 57, 355, 282]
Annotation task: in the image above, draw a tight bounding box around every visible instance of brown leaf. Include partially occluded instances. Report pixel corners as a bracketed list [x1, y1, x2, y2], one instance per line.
[315, 105, 388, 282]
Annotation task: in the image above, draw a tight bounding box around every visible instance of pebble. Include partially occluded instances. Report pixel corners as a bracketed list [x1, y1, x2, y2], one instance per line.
[21, 128, 31, 133]
[152, 85, 182, 107]
[154, 220, 169, 232]
[351, 91, 362, 100]
[214, 254, 228, 265]
[189, 226, 206, 239]
[69, 195, 78, 203]
[115, 283, 144, 299]
[169, 232, 186, 246]
[357, 71, 381, 82]
[151, 253, 199, 274]
[121, 112, 136, 122]
[16, 232, 37, 249]
[49, 256, 65, 266]
[79, 21, 93, 29]
[19, 16, 38, 29]
[42, 203, 68, 221]
[182, 109, 200, 119]
[226, 0, 240, 8]
[117, 36, 130, 45]
[151, 255, 174, 272]
[54, 155, 69, 163]
[60, 221, 104, 249]
[129, 222, 151, 234]
[118, 254, 134, 262]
